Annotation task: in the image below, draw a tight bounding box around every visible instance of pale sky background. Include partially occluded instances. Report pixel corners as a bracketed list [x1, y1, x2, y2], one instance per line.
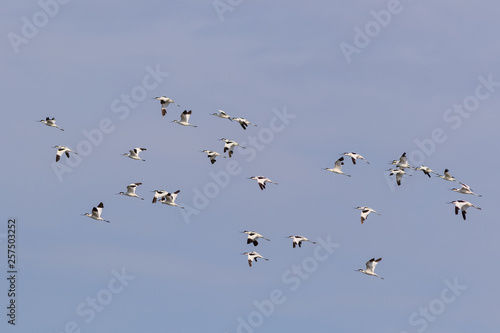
[1, 1, 500, 332]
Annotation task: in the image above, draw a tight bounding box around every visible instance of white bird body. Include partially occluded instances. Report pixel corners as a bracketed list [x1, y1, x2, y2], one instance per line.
[151, 190, 169, 203]
[154, 96, 179, 116]
[159, 190, 184, 209]
[202, 150, 225, 164]
[388, 168, 411, 186]
[220, 138, 245, 158]
[54, 145, 77, 162]
[448, 200, 481, 220]
[288, 235, 316, 248]
[173, 110, 197, 127]
[439, 169, 457, 182]
[414, 165, 437, 178]
[390, 152, 411, 170]
[40, 117, 64, 131]
[123, 148, 147, 161]
[355, 206, 381, 224]
[242, 251, 268, 267]
[324, 156, 351, 177]
[231, 117, 256, 130]
[242, 231, 270, 246]
[342, 152, 370, 165]
[117, 183, 144, 200]
[82, 202, 109, 223]
[211, 110, 233, 121]
[357, 258, 383, 279]
[451, 183, 482, 197]
[249, 176, 278, 190]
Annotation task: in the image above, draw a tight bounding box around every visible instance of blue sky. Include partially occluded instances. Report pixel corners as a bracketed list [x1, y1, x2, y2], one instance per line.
[1, 1, 499, 332]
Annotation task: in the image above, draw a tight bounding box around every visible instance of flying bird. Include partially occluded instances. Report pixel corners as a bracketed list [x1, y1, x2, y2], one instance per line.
[211, 110, 233, 121]
[438, 169, 457, 182]
[388, 168, 411, 186]
[324, 156, 351, 177]
[202, 150, 226, 164]
[154, 96, 179, 116]
[39, 117, 64, 131]
[53, 145, 77, 162]
[82, 202, 110, 223]
[355, 206, 381, 224]
[232, 117, 257, 130]
[356, 258, 384, 279]
[447, 200, 481, 220]
[151, 190, 168, 204]
[123, 148, 147, 161]
[241, 231, 270, 246]
[342, 152, 370, 165]
[413, 165, 437, 178]
[248, 176, 278, 190]
[173, 110, 197, 127]
[287, 235, 316, 248]
[450, 183, 482, 197]
[220, 138, 245, 158]
[242, 251, 268, 267]
[159, 190, 184, 209]
[390, 152, 411, 170]
[117, 183, 144, 200]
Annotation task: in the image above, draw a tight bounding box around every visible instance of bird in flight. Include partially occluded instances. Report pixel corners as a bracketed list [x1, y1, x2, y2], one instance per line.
[242, 251, 268, 267]
[211, 110, 233, 121]
[173, 110, 197, 127]
[39, 117, 64, 131]
[241, 231, 270, 246]
[82, 202, 110, 223]
[123, 148, 147, 161]
[231, 117, 257, 130]
[448, 200, 481, 220]
[390, 152, 411, 170]
[117, 183, 144, 200]
[159, 190, 184, 209]
[355, 206, 381, 224]
[202, 150, 225, 164]
[248, 176, 278, 190]
[220, 138, 245, 158]
[438, 169, 457, 182]
[356, 258, 384, 279]
[53, 145, 77, 162]
[413, 165, 437, 178]
[324, 156, 351, 177]
[154, 96, 179, 116]
[450, 183, 482, 197]
[388, 168, 411, 186]
[287, 235, 316, 248]
[342, 152, 370, 165]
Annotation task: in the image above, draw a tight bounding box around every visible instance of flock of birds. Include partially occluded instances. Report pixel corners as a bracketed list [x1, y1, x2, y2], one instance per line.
[39, 97, 483, 278]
